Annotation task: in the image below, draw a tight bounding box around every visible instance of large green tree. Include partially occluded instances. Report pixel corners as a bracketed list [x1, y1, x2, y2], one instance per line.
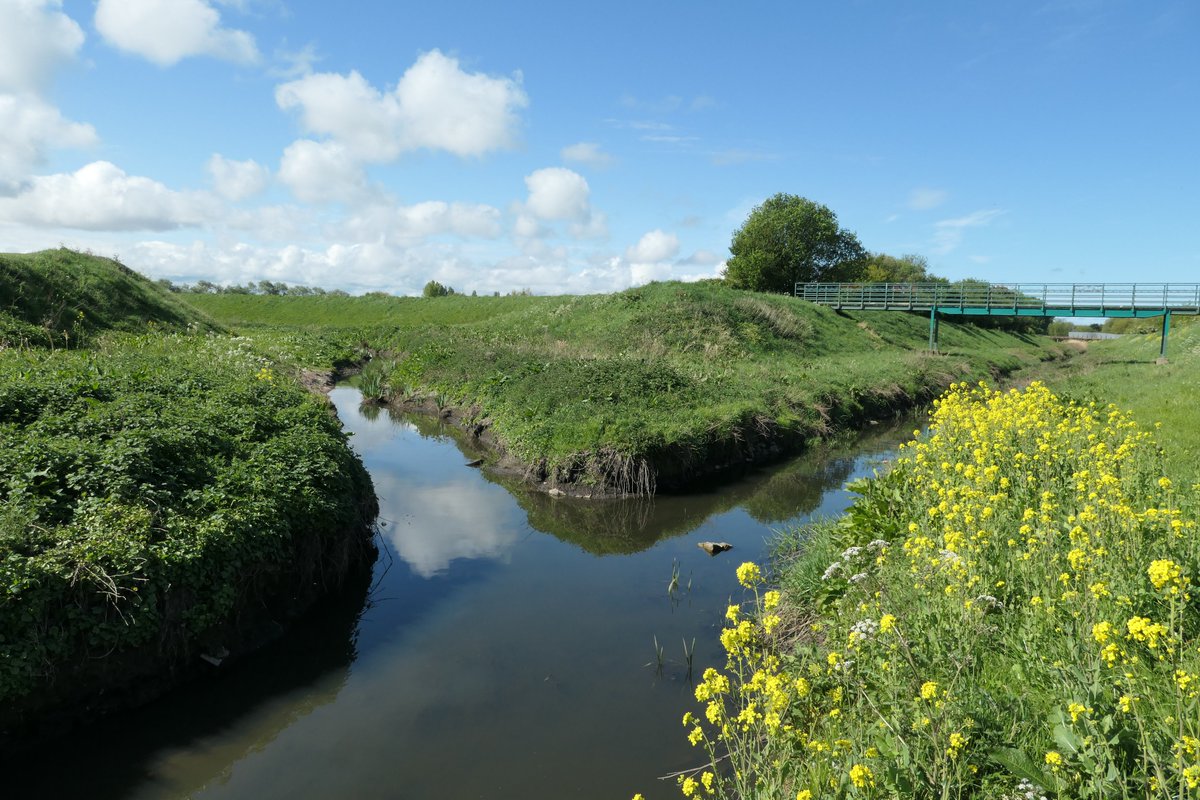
[723, 194, 868, 292]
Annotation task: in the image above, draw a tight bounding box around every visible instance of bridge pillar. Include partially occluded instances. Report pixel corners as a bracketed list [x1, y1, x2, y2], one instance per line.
[1158, 311, 1171, 364]
[929, 307, 939, 353]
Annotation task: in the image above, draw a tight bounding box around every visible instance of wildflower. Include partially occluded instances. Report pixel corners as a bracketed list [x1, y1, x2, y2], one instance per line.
[1092, 621, 1113, 643]
[1067, 702, 1090, 723]
[700, 771, 714, 792]
[821, 562, 842, 580]
[879, 613, 897, 634]
[849, 763, 875, 789]
[681, 775, 698, 797]
[796, 791, 813, 800]
[725, 604, 740, 623]
[762, 590, 781, 611]
[920, 681, 939, 700]
[736, 562, 762, 588]
[1117, 694, 1134, 713]
[1147, 559, 1186, 594]
[1044, 750, 1063, 767]
[947, 731, 968, 758]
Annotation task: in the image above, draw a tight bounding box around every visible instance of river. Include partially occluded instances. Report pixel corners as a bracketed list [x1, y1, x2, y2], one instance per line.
[6, 386, 915, 799]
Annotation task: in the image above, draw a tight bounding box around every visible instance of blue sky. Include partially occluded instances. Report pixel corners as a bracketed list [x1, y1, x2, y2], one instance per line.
[1, 0, 1196, 295]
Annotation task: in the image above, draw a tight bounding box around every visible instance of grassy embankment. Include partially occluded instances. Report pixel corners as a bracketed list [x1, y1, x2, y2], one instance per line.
[189, 283, 1062, 495]
[0, 250, 377, 740]
[674, 323, 1200, 799]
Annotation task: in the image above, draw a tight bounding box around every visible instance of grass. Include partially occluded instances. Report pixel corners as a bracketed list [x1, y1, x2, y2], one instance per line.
[186, 281, 1062, 493]
[0, 249, 219, 347]
[1022, 317, 1200, 485]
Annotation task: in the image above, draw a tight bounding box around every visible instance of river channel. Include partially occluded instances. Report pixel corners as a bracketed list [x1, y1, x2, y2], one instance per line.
[8, 387, 915, 799]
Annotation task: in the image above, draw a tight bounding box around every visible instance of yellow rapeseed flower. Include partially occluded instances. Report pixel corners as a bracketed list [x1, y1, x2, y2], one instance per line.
[920, 681, 939, 700]
[736, 561, 762, 588]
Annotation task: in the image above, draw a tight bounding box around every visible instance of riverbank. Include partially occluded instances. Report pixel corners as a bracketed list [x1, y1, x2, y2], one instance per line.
[674, 324, 1200, 799]
[189, 282, 1064, 496]
[0, 252, 380, 747]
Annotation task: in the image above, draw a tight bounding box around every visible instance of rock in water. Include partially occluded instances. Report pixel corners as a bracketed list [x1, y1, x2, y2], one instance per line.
[698, 541, 733, 556]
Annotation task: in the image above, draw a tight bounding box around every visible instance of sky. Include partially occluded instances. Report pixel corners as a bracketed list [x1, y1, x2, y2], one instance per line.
[1, 0, 1197, 296]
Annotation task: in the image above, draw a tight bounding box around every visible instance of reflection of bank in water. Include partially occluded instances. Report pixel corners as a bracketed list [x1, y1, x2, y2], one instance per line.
[377, 402, 916, 557]
[2, 555, 375, 800]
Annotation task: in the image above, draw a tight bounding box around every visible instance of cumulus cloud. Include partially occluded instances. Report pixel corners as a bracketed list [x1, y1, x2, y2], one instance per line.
[275, 50, 527, 162]
[523, 167, 591, 221]
[0, 0, 85, 92]
[0, 94, 97, 193]
[626, 229, 679, 263]
[907, 187, 949, 211]
[206, 154, 269, 201]
[561, 142, 614, 168]
[931, 209, 1004, 254]
[94, 0, 259, 66]
[277, 139, 368, 204]
[0, 161, 217, 230]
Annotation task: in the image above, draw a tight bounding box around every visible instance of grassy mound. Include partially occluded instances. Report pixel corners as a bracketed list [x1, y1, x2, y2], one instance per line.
[0, 249, 219, 347]
[191, 282, 1060, 493]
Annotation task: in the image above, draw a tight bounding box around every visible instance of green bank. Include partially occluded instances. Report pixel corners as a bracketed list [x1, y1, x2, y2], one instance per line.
[189, 281, 1062, 494]
[0, 251, 377, 741]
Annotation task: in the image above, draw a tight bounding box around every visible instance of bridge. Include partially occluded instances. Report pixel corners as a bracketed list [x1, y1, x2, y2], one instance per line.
[796, 282, 1200, 359]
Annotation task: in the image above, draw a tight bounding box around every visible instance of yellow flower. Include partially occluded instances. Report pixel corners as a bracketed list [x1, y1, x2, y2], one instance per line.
[849, 763, 875, 789]
[879, 613, 897, 634]
[763, 590, 781, 611]
[736, 561, 762, 588]
[701, 772, 714, 792]
[681, 775, 698, 796]
[1045, 750, 1063, 767]
[796, 791, 813, 800]
[725, 604, 740, 623]
[920, 680, 939, 700]
[947, 731, 968, 758]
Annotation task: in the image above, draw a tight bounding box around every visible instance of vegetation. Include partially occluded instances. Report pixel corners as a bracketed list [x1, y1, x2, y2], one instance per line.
[674, 370, 1199, 798]
[0, 249, 219, 348]
[0, 251, 376, 733]
[724, 194, 868, 293]
[189, 281, 1060, 494]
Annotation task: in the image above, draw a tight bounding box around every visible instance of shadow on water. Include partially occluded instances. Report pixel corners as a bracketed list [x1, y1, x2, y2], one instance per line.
[1, 558, 375, 798]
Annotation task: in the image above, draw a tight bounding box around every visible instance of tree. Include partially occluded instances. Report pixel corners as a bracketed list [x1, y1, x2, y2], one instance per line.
[861, 253, 941, 284]
[422, 280, 453, 297]
[723, 194, 867, 293]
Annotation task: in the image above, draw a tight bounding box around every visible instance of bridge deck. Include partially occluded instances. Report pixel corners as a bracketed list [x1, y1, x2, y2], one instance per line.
[796, 282, 1200, 318]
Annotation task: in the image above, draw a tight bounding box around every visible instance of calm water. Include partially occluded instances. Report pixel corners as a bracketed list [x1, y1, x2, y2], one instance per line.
[6, 387, 914, 799]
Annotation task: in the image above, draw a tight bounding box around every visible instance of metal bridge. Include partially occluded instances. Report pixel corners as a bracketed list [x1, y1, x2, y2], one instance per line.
[796, 282, 1200, 359]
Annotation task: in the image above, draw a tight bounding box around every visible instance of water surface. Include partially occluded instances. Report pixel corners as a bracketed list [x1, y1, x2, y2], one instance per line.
[6, 387, 913, 799]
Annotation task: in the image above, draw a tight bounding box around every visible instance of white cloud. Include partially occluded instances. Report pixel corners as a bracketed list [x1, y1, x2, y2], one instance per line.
[206, 154, 269, 201]
[561, 142, 614, 168]
[277, 139, 368, 204]
[343, 200, 503, 243]
[907, 187, 949, 211]
[932, 209, 1004, 254]
[626, 229, 679, 263]
[94, 0, 259, 67]
[0, 161, 217, 230]
[275, 50, 527, 162]
[0, 93, 97, 193]
[523, 167, 591, 221]
[0, 0, 85, 92]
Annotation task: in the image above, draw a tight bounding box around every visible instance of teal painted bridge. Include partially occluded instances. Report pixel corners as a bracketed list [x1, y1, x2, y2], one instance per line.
[796, 282, 1200, 359]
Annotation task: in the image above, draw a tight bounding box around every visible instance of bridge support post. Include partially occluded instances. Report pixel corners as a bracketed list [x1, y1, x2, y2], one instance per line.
[928, 307, 939, 353]
[1158, 311, 1171, 364]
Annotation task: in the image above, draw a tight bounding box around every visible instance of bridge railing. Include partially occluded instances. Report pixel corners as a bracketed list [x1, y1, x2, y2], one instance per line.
[796, 282, 1200, 313]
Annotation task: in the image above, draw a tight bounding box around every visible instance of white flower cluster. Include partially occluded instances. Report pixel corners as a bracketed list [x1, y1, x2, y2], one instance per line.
[820, 540, 890, 582]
